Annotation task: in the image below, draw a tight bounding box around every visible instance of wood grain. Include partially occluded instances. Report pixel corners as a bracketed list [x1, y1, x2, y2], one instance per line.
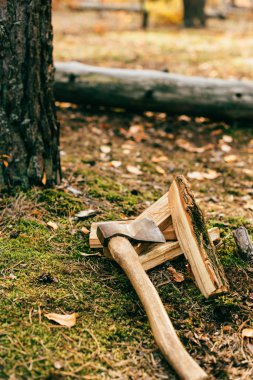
[169, 175, 229, 298]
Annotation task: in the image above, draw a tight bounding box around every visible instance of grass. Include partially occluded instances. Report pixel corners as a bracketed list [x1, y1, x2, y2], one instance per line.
[0, 172, 252, 379]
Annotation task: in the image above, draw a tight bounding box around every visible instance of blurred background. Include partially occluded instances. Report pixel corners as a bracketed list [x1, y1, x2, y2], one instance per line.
[52, 0, 253, 79]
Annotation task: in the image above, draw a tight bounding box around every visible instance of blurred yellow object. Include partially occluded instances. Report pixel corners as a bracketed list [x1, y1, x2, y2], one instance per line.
[147, 0, 183, 25]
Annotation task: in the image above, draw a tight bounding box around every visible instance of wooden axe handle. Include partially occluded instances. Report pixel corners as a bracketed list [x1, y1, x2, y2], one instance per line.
[108, 236, 208, 380]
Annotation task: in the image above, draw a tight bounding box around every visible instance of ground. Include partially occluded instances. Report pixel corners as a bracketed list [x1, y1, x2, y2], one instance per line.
[0, 7, 253, 380]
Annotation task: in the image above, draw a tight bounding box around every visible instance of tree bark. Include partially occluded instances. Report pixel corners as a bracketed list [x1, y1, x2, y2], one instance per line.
[0, 0, 61, 191]
[183, 0, 206, 27]
[54, 62, 253, 121]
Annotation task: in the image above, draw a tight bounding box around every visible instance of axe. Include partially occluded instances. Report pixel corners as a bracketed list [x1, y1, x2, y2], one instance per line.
[90, 176, 228, 379]
[96, 217, 207, 380]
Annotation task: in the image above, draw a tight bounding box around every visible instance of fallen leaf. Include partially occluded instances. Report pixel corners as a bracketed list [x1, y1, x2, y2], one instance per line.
[187, 170, 221, 181]
[47, 221, 58, 230]
[42, 171, 47, 185]
[244, 203, 253, 211]
[211, 129, 223, 136]
[220, 143, 232, 153]
[126, 165, 143, 175]
[203, 169, 221, 180]
[222, 135, 233, 143]
[178, 115, 191, 122]
[151, 155, 168, 163]
[110, 160, 122, 168]
[155, 165, 166, 175]
[242, 169, 253, 178]
[242, 328, 253, 338]
[67, 186, 82, 196]
[100, 145, 111, 154]
[224, 155, 238, 163]
[81, 227, 89, 235]
[187, 171, 205, 180]
[45, 313, 77, 327]
[75, 210, 97, 219]
[127, 124, 148, 142]
[167, 267, 185, 283]
[176, 138, 214, 153]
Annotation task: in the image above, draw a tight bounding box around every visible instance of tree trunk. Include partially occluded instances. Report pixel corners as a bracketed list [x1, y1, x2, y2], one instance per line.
[54, 62, 253, 121]
[0, 1, 61, 191]
[183, 0, 206, 27]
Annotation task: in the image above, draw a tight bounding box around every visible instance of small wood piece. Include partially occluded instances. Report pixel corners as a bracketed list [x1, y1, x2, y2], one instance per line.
[233, 227, 253, 262]
[98, 225, 220, 271]
[108, 236, 208, 380]
[169, 175, 229, 298]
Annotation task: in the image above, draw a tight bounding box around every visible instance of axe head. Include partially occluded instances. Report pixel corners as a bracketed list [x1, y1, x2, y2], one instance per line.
[97, 217, 166, 247]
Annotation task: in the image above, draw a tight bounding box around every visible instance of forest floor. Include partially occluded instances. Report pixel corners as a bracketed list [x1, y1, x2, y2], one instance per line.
[1, 8, 253, 380]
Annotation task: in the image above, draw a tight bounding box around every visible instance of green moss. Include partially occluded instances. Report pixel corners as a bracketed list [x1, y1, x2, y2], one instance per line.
[37, 189, 83, 216]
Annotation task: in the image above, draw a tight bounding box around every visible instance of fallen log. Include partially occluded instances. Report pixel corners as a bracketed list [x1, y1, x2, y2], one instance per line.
[55, 61, 253, 121]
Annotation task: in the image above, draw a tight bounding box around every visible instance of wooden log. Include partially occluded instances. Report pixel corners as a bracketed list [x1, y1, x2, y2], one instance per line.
[169, 175, 229, 298]
[233, 227, 253, 262]
[55, 61, 253, 121]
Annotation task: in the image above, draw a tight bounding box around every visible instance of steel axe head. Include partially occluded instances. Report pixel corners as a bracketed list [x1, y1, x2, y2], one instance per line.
[97, 217, 166, 247]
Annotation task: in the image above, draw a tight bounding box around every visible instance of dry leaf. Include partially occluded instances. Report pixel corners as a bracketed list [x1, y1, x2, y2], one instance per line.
[155, 165, 166, 175]
[42, 171, 47, 185]
[151, 155, 168, 163]
[211, 129, 223, 136]
[75, 210, 97, 219]
[224, 155, 238, 163]
[222, 135, 233, 143]
[45, 312, 77, 327]
[187, 170, 220, 181]
[203, 169, 221, 180]
[176, 138, 213, 153]
[242, 328, 253, 338]
[244, 203, 253, 211]
[81, 227, 89, 235]
[167, 267, 185, 283]
[127, 124, 148, 142]
[126, 165, 143, 175]
[100, 145, 111, 154]
[67, 186, 82, 196]
[110, 161, 122, 168]
[178, 115, 191, 122]
[47, 221, 58, 230]
[220, 143, 232, 153]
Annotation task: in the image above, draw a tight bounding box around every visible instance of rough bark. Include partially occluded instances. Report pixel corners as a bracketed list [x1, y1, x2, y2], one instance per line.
[55, 62, 253, 121]
[0, 0, 61, 191]
[233, 227, 253, 262]
[183, 0, 206, 27]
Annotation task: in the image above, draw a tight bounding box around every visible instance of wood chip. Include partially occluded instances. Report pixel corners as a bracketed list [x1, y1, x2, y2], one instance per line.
[45, 312, 77, 327]
[224, 155, 238, 163]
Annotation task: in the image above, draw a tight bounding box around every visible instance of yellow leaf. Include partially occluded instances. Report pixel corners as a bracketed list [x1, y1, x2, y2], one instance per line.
[155, 165, 166, 175]
[42, 171, 47, 185]
[45, 312, 77, 327]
